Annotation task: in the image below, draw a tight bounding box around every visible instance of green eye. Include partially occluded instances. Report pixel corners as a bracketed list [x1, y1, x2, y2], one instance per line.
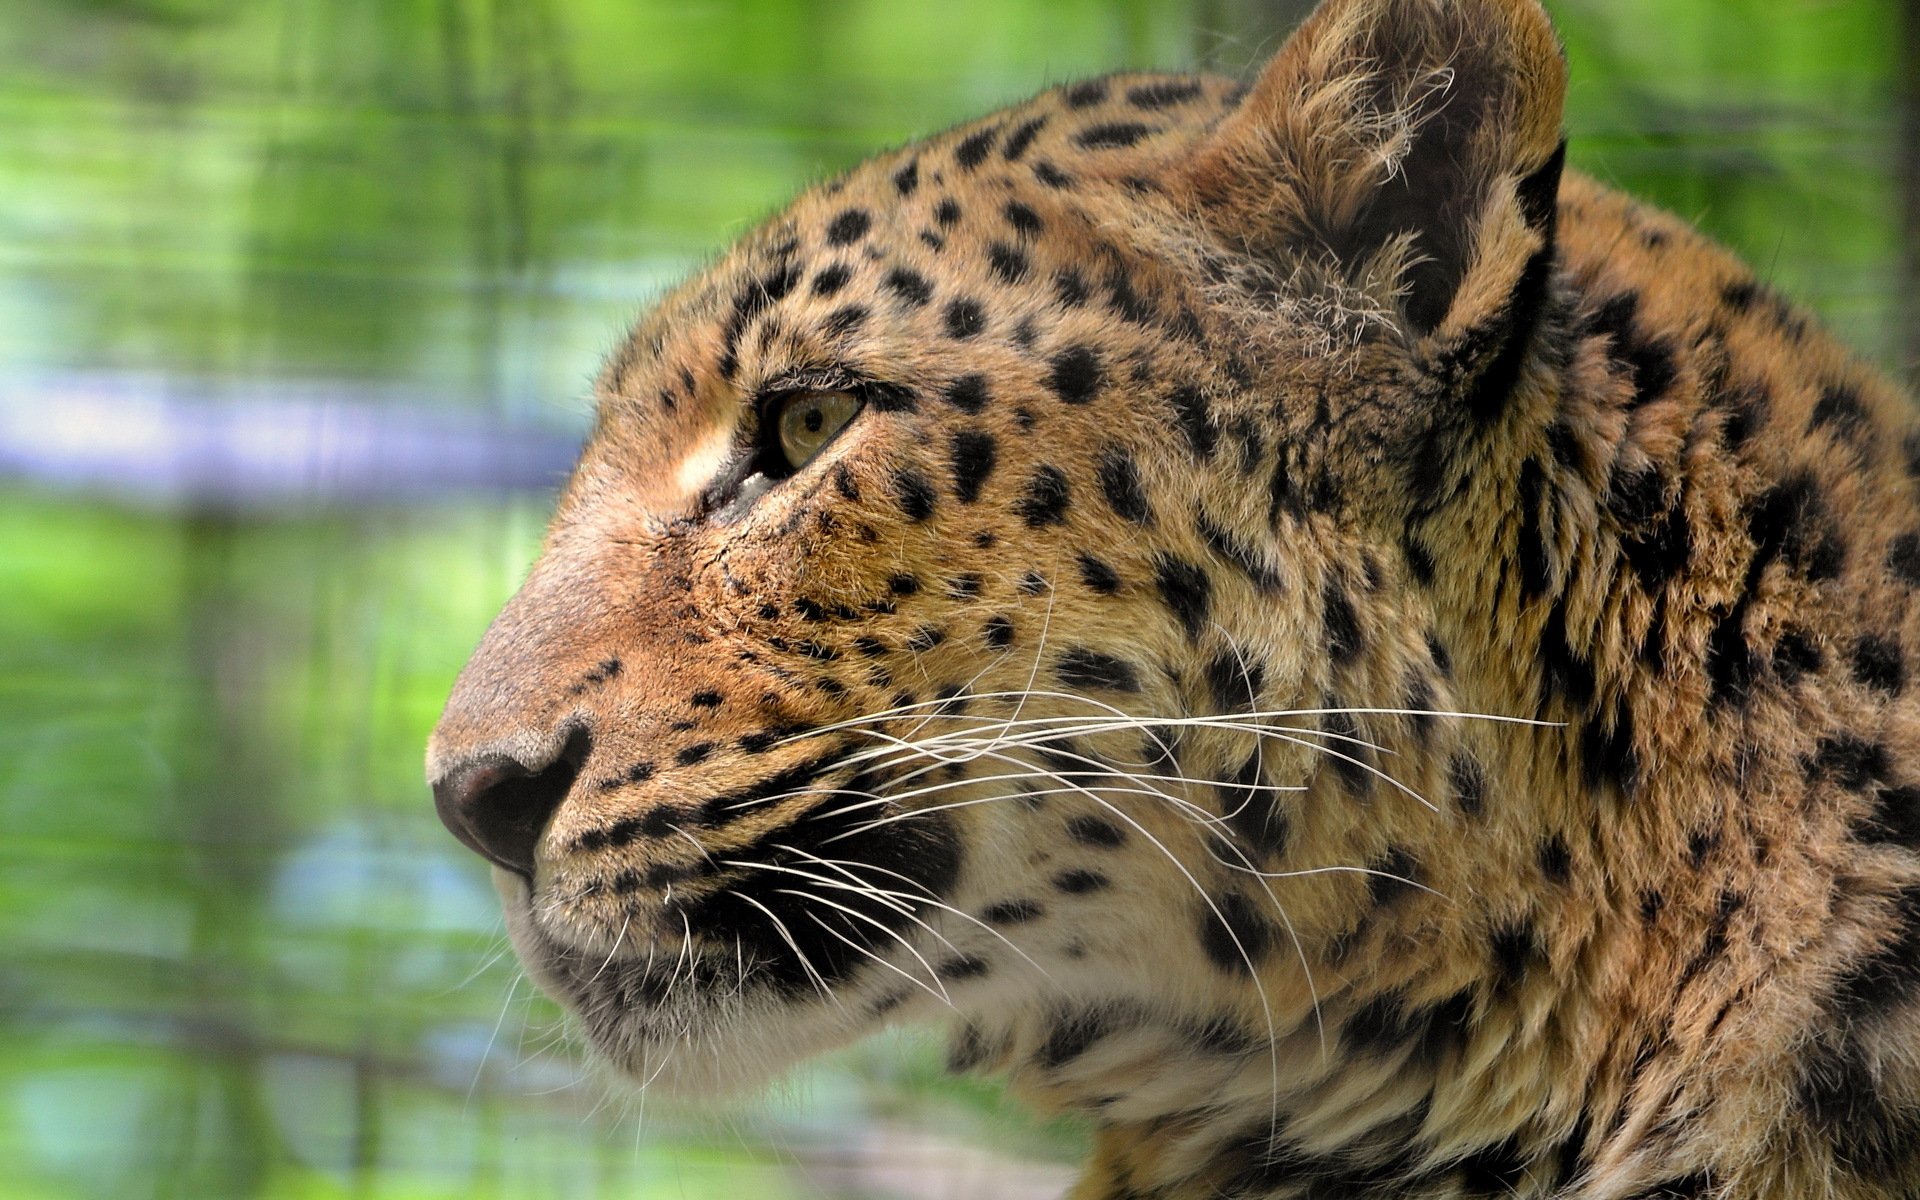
[775, 391, 861, 471]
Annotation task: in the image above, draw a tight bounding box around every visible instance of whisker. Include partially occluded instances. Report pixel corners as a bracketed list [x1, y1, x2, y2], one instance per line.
[769, 886, 954, 1005]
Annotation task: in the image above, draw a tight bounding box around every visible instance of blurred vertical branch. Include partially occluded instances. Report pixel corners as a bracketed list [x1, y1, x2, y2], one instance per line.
[1191, 0, 1315, 73]
[1902, 0, 1919, 385]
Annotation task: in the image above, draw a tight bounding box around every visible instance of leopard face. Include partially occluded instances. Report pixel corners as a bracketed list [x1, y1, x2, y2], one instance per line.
[430, 1, 1920, 1196]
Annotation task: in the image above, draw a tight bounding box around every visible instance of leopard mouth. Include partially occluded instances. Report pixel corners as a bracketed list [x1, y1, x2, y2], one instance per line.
[491, 768, 971, 1090]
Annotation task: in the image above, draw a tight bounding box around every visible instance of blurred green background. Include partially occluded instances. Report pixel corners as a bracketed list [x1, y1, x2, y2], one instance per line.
[0, 1, 1913, 1198]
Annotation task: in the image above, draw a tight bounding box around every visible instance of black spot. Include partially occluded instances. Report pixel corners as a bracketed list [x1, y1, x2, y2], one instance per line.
[1126, 78, 1201, 109]
[1322, 580, 1363, 664]
[892, 159, 919, 195]
[1850, 635, 1905, 695]
[944, 298, 986, 339]
[1052, 267, 1089, 307]
[1749, 472, 1846, 583]
[690, 690, 722, 709]
[1066, 815, 1126, 848]
[1489, 922, 1543, 992]
[1722, 279, 1760, 313]
[1587, 291, 1678, 405]
[1862, 784, 1920, 847]
[1196, 514, 1283, 592]
[1054, 869, 1108, 894]
[1003, 199, 1042, 235]
[1368, 845, 1419, 907]
[1342, 988, 1472, 1064]
[1516, 458, 1553, 599]
[938, 954, 989, 980]
[1887, 532, 1920, 585]
[883, 267, 933, 307]
[676, 742, 715, 767]
[954, 126, 997, 168]
[1038, 1006, 1113, 1069]
[1624, 1173, 1716, 1199]
[1096, 445, 1152, 525]
[1057, 647, 1142, 693]
[934, 198, 961, 227]
[1047, 345, 1104, 405]
[987, 242, 1029, 285]
[1153, 555, 1212, 639]
[1321, 710, 1372, 796]
[1015, 465, 1071, 527]
[1609, 463, 1692, 590]
[905, 625, 946, 652]
[1829, 885, 1920, 1019]
[887, 572, 920, 596]
[825, 208, 871, 246]
[1033, 159, 1073, 189]
[856, 380, 917, 414]
[823, 303, 867, 337]
[806, 263, 852, 295]
[1064, 79, 1107, 107]
[737, 724, 810, 755]
[1455, 1138, 1532, 1196]
[1205, 650, 1266, 714]
[1537, 833, 1572, 883]
[1449, 754, 1486, 817]
[943, 374, 989, 413]
[1218, 754, 1287, 859]
[1722, 386, 1769, 449]
[1580, 701, 1639, 798]
[1169, 385, 1217, 459]
[1074, 121, 1154, 149]
[1640, 889, 1667, 923]
[983, 899, 1042, 925]
[1199, 891, 1270, 975]
[1002, 116, 1047, 161]
[1797, 1029, 1920, 1180]
[982, 615, 1014, 650]
[1809, 382, 1869, 440]
[1773, 629, 1823, 683]
[948, 430, 997, 503]
[1808, 735, 1891, 792]
[1016, 571, 1047, 595]
[1076, 553, 1121, 595]
[1539, 596, 1596, 706]
[893, 469, 936, 521]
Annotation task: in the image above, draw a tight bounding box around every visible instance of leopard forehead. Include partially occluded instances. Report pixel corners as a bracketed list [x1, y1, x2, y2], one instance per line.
[575, 72, 1252, 514]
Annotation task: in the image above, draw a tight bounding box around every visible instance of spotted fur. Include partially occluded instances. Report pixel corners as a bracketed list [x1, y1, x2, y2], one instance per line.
[428, 1, 1920, 1195]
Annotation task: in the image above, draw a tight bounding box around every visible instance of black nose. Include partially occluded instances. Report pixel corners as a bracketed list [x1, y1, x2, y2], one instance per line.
[432, 727, 590, 877]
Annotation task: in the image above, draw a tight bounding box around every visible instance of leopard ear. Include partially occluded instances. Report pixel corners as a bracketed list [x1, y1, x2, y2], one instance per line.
[1181, 0, 1567, 336]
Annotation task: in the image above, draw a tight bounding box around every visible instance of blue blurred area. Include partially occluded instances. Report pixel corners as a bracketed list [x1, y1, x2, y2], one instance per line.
[0, 1, 1909, 1197]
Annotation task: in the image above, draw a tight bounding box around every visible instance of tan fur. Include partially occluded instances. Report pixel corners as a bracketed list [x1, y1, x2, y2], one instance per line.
[429, 1, 1920, 1195]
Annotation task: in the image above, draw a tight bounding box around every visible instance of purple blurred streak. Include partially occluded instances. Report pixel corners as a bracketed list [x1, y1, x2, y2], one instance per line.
[0, 373, 586, 511]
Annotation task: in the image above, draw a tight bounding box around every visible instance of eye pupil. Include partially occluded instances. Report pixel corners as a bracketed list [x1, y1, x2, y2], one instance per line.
[774, 390, 861, 474]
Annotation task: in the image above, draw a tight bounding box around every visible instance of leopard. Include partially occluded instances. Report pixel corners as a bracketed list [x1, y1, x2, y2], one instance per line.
[425, 0, 1920, 1195]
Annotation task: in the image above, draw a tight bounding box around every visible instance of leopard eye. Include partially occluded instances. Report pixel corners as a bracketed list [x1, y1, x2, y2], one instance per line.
[774, 390, 861, 472]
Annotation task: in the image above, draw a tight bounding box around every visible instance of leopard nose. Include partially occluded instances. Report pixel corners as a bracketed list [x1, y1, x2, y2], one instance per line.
[431, 726, 591, 877]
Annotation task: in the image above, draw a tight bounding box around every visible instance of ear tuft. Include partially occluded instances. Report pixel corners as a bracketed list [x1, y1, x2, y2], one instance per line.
[1181, 0, 1567, 335]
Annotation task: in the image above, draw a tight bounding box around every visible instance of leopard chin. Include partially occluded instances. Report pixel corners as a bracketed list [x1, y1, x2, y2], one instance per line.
[495, 868, 849, 1098]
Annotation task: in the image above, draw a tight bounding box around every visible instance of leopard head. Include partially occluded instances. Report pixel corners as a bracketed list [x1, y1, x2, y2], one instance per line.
[428, 0, 1568, 1110]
